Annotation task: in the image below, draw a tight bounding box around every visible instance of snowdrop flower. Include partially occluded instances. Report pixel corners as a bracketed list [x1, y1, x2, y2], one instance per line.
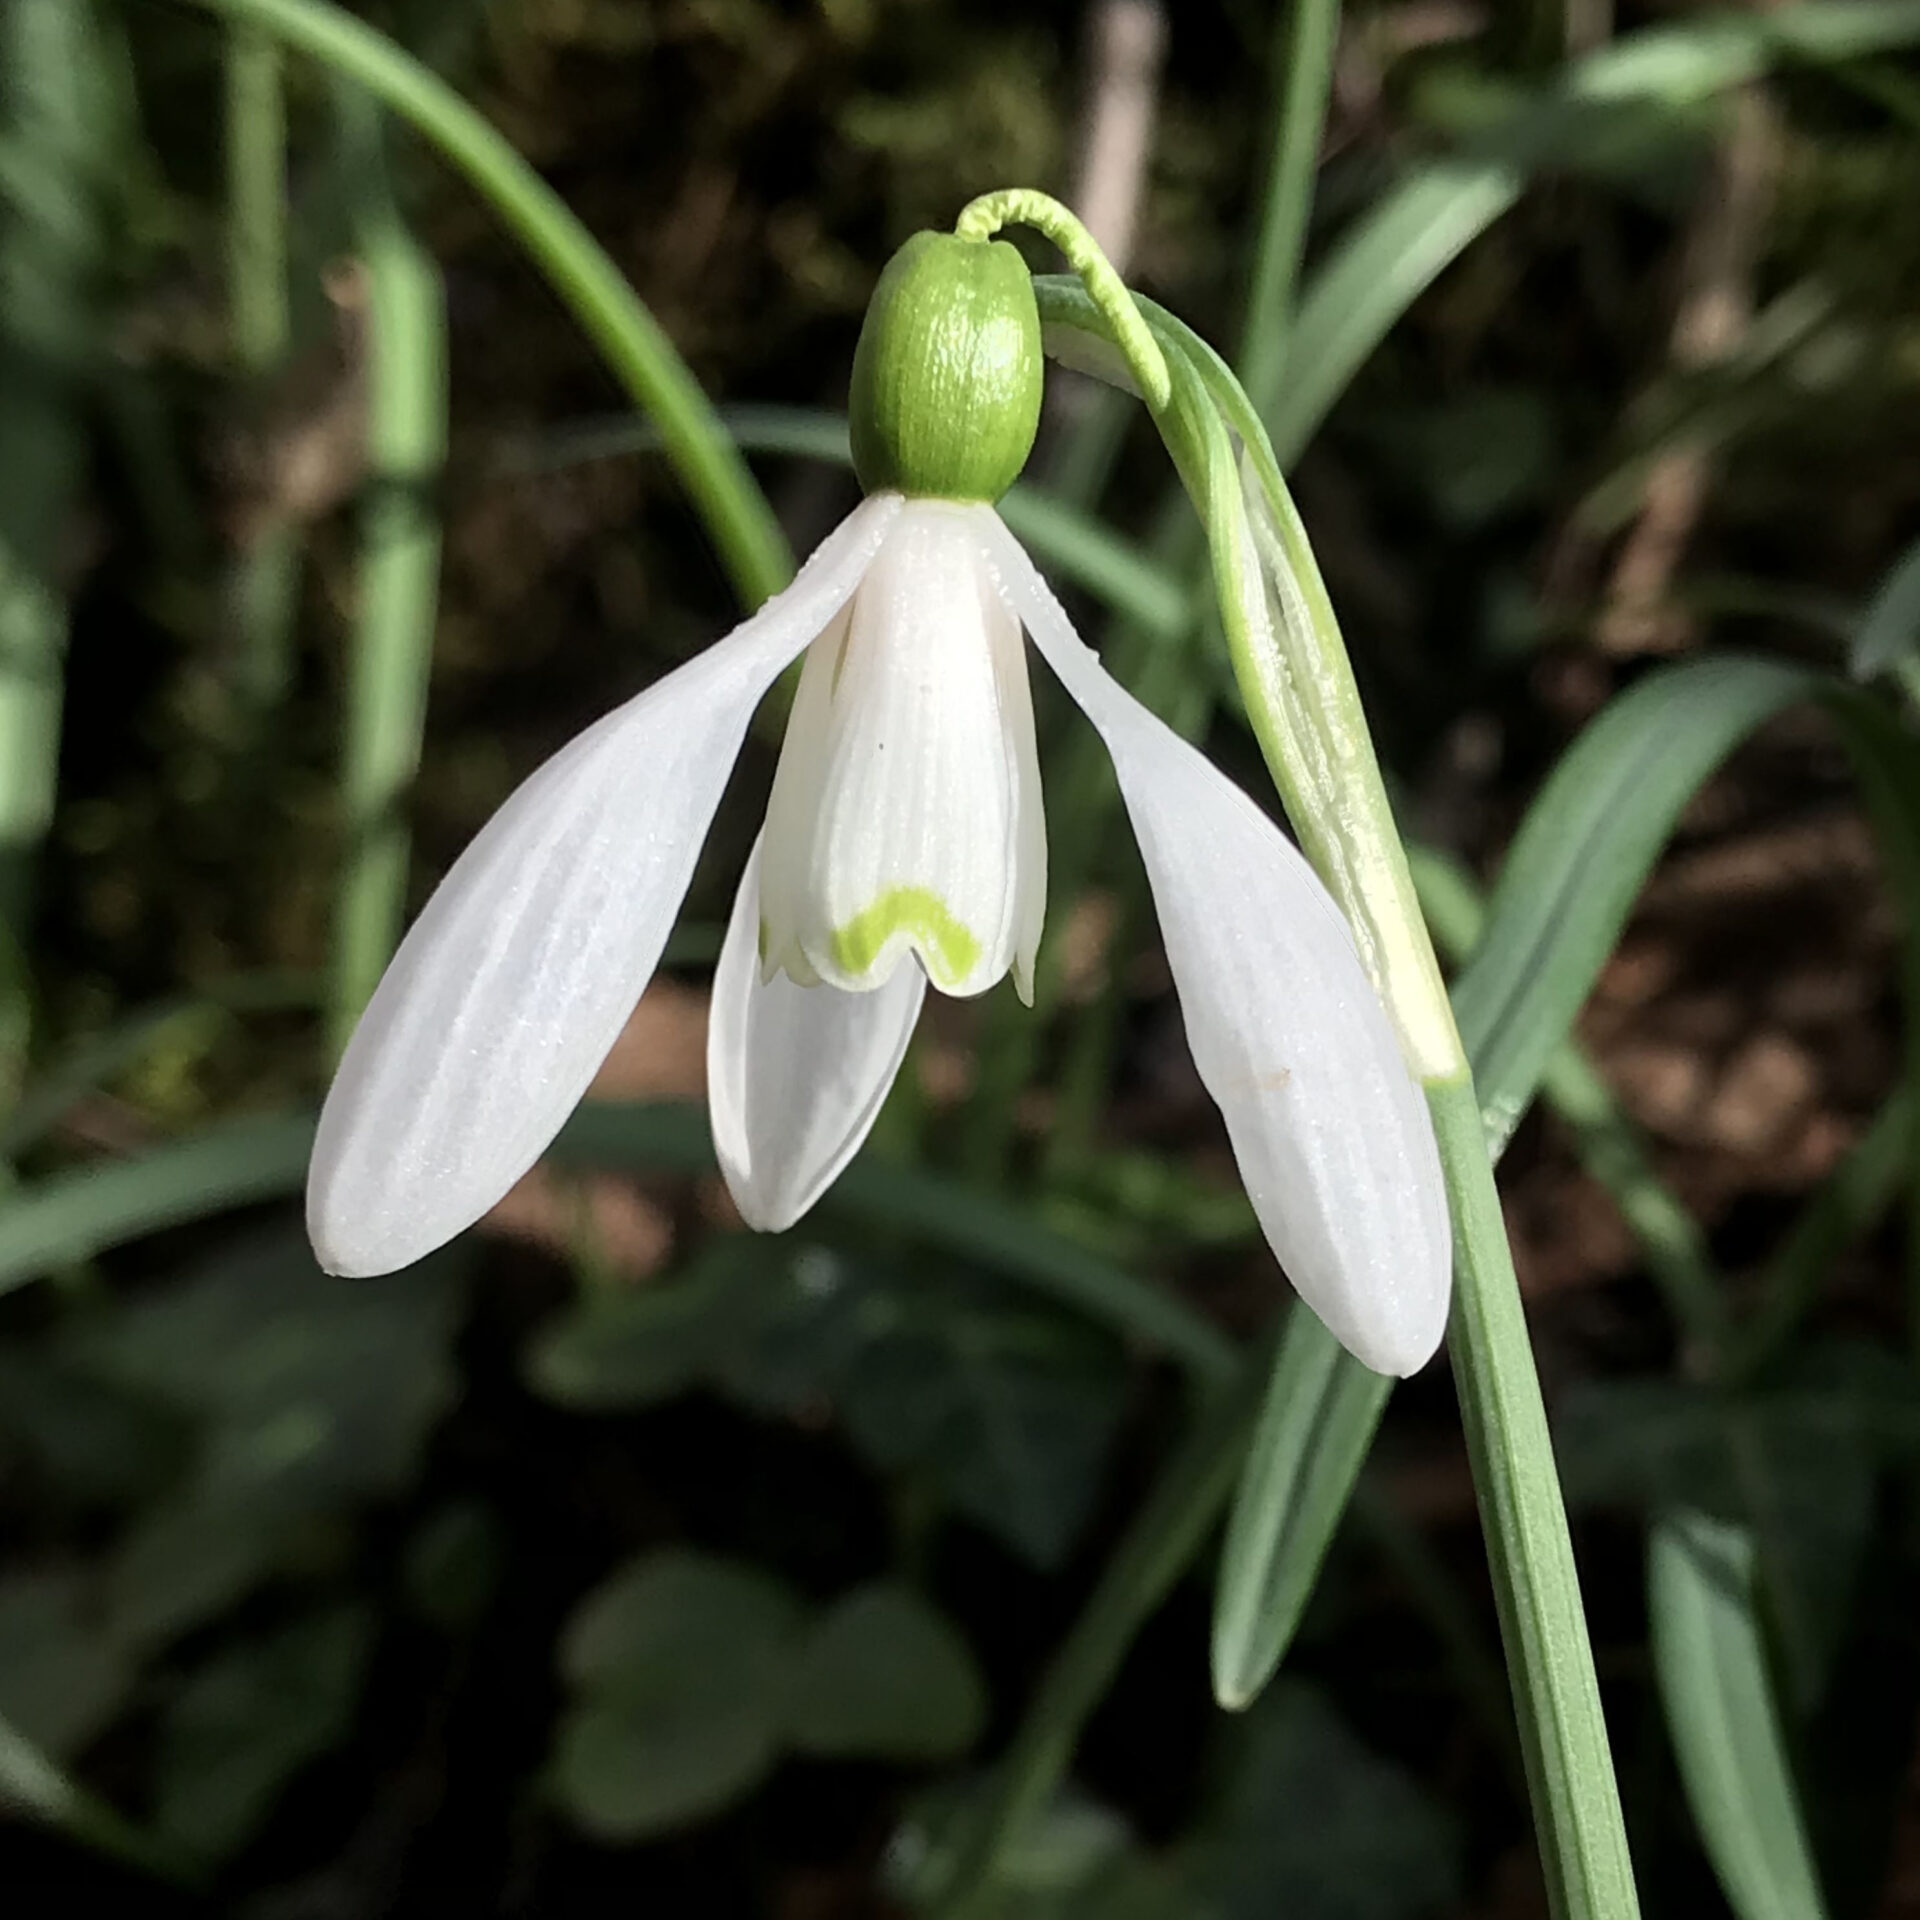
[308, 232, 1450, 1376]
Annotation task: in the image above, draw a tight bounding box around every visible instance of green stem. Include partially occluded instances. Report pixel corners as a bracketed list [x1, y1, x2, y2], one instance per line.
[327, 89, 445, 1056]
[184, 0, 790, 608]
[1433, 1072, 1640, 1920]
[954, 188, 1171, 411]
[1239, 0, 1342, 414]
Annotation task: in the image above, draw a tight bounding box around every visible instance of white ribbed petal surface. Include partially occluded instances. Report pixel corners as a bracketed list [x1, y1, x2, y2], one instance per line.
[307, 493, 903, 1277]
[980, 515, 1451, 1376]
[759, 499, 1045, 1000]
[709, 839, 924, 1230]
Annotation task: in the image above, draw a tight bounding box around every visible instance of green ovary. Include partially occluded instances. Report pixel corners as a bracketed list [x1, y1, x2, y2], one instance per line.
[830, 886, 982, 987]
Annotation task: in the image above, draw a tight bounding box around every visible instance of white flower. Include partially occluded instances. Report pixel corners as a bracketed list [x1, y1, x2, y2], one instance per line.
[308, 492, 1451, 1375]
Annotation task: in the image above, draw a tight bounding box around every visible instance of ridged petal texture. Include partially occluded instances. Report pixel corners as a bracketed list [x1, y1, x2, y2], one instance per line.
[709, 839, 925, 1230]
[759, 499, 1046, 1001]
[307, 494, 903, 1277]
[978, 513, 1452, 1375]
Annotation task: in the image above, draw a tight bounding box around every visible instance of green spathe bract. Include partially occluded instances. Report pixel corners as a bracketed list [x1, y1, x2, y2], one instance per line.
[849, 232, 1042, 503]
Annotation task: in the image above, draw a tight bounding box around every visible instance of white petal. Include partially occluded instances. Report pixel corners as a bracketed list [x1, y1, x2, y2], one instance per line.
[978, 515, 1451, 1376]
[758, 499, 1046, 1000]
[709, 839, 924, 1230]
[308, 493, 904, 1277]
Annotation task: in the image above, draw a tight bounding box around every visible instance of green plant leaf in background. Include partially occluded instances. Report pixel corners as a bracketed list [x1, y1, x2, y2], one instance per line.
[152, 1605, 373, 1863]
[785, 1583, 987, 1762]
[553, 1549, 804, 1842]
[532, 1240, 1132, 1570]
[1175, 1684, 1458, 1920]
[1648, 1511, 1829, 1920]
[0, 1572, 136, 1765]
[1213, 654, 1822, 1714]
[1211, 1308, 1389, 1709]
[1453, 656, 1814, 1155]
[57, 1227, 465, 1644]
[1849, 538, 1920, 681]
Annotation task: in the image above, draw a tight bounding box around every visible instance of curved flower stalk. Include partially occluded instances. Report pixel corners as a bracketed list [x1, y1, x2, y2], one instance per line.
[308, 219, 1453, 1378]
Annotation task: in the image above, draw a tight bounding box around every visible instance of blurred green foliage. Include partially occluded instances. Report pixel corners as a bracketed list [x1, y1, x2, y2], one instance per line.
[1, 0, 1919, 1912]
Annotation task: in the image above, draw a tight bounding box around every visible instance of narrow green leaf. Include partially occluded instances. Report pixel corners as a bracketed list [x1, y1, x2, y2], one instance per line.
[1453, 656, 1813, 1156]
[1273, 163, 1520, 465]
[1648, 1509, 1829, 1920]
[1210, 662, 1817, 1720]
[934, 1370, 1263, 1917]
[328, 86, 447, 1055]
[1826, 693, 1920, 1360]
[1731, 1093, 1911, 1377]
[1211, 1307, 1390, 1709]
[0, 1112, 317, 1294]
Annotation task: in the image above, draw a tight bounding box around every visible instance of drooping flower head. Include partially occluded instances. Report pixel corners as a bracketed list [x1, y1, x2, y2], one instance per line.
[308, 219, 1452, 1377]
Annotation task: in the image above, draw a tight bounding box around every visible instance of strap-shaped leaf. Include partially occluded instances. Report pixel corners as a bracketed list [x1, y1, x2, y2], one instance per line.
[1649, 1509, 1829, 1920]
[1212, 1306, 1391, 1708]
[1212, 654, 1817, 1710]
[1452, 656, 1813, 1157]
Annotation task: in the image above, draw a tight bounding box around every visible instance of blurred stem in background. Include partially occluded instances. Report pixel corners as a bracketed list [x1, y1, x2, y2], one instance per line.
[326, 85, 447, 1058]
[0, 0, 108, 1110]
[223, 25, 303, 719]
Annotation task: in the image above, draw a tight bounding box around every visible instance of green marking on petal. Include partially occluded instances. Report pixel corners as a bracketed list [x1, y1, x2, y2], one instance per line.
[830, 886, 982, 987]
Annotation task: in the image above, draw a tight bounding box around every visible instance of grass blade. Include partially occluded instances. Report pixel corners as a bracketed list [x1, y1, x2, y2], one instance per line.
[1648, 1509, 1829, 1920]
[327, 86, 447, 1054]
[1826, 693, 1920, 1359]
[1238, 0, 1343, 415]
[0, 1113, 318, 1295]
[1848, 538, 1920, 685]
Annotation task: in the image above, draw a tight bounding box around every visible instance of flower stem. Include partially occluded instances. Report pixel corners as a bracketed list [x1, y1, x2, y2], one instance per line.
[1029, 267, 1640, 1920]
[1431, 1072, 1641, 1920]
[954, 188, 1171, 411]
